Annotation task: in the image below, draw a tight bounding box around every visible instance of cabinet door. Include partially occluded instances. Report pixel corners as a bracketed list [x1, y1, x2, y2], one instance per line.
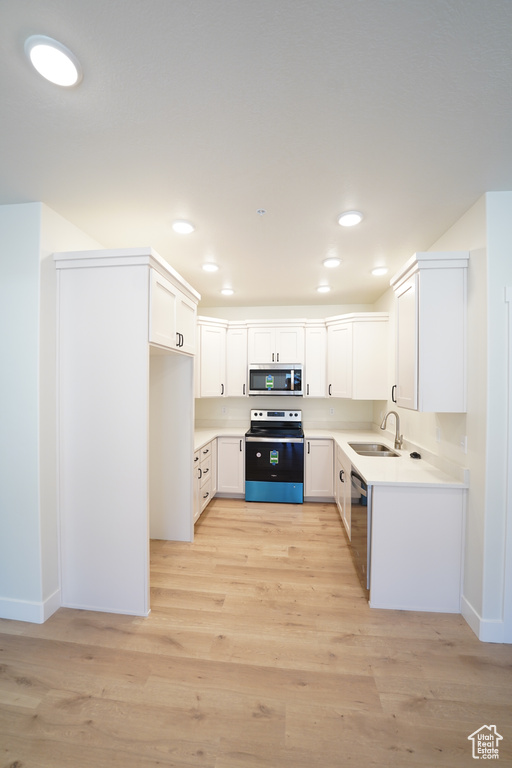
[200, 324, 226, 397]
[226, 326, 248, 396]
[352, 321, 389, 400]
[217, 437, 245, 494]
[247, 327, 275, 363]
[305, 439, 334, 497]
[176, 292, 197, 356]
[327, 323, 352, 398]
[395, 274, 418, 410]
[149, 269, 177, 349]
[305, 325, 327, 397]
[275, 326, 305, 363]
[335, 450, 351, 538]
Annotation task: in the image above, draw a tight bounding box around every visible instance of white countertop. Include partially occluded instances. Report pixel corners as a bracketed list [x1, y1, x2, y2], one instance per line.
[304, 429, 467, 488]
[195, 426, 468, 489]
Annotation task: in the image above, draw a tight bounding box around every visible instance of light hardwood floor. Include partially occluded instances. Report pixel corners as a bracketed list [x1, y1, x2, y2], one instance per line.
[1, 498, 511, 767]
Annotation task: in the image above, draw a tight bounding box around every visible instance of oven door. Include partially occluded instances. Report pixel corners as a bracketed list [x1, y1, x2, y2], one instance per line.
[245, 437, 304, 503]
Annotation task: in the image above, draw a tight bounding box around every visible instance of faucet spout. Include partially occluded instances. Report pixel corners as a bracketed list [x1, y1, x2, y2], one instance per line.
[380, 410, 403, 450]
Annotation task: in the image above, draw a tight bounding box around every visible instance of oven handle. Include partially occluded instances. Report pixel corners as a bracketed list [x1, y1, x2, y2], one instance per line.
[245, 436, 304, 444]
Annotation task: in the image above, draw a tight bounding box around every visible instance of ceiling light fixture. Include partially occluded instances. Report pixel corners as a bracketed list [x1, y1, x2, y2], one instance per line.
[202, 263, 219, 272]
[317, 286, 331, 293]
[338, 210, 363, 227]
[24, 35, 82, 87]
[323, 257, 341, 268]
[172, 220, 195, 234]
[221, 288, 234, 296]
[371, 266, 389, 277]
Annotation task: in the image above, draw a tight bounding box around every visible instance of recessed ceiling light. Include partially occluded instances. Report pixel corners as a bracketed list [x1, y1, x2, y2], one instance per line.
[371, 267, 389, 276]
[221, 288, 234, 296]
[317, 286, 331, 293]
[323, 257, 341, 268]
[338, 210, 363, 227]
[202, 263, 219, 272]
[172, 220, 195, 234]
[25, 35, 82, 87]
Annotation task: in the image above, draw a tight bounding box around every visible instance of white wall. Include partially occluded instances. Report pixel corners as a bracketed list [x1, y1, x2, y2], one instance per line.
[0, 204, 44, 616]
[0, 202, 102, 622]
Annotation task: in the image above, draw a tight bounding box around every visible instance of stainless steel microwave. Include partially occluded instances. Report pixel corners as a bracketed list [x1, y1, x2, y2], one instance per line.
[248, 364, 303, 396]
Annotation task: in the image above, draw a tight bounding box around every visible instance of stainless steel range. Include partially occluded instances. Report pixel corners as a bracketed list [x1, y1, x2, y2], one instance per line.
[245, 409, 304, 504]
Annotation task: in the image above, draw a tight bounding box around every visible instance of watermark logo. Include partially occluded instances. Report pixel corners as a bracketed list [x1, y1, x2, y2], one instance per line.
[468, 725, 503, 759]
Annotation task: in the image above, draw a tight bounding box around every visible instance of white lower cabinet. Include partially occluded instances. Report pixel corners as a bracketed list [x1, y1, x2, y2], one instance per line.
[217, 436, 245, 495]
[335, 445, 351, 538]
[194, 440, 216, 522]
[304, 439, 334, 498]
[370, 484, 465, 612]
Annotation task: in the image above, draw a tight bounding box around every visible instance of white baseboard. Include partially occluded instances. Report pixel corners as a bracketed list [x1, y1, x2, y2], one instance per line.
[0, 589, 60, 624]
[461, 595, 506, 643]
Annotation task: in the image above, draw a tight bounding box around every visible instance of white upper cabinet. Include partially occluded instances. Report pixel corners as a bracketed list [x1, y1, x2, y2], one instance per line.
[226, 323, 248, 397]
[390, 251, 469, 412]
[247, 322, 305, 363]
[198, 318, 227, 397]
[304, 322, 327, 397]
[149, 260, 199, 355]
[326, 314, 389, 400]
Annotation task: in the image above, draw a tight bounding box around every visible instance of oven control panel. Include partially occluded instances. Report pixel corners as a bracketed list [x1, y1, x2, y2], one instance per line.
[250, 409, 302, 422]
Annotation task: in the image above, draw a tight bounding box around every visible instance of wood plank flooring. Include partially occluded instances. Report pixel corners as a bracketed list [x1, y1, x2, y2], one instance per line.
[1, 498, 512, 767]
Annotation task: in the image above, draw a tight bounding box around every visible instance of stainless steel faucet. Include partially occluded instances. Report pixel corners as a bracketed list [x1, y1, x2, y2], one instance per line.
[380, 410, 403, 450]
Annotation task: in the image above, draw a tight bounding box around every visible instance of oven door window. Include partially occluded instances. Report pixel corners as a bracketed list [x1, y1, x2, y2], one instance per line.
[245, 440, 304, 483]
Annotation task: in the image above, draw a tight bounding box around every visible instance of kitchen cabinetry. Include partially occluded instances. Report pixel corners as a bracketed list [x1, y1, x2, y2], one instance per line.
[226, 323, 248, 396]
[370, 484, 465, 612]
[217, 436, 245, 495]
[390, 251, 469, 412]
[194, 440, 215, 522]
[335, 444, 351, 537]
[149, 266, 197, 355]
[304, 322, 327, 397]
[326, 314, 389, 400]
[198, 318, 227, 397]
[304, 439, 334, 498]
[54, 247, 199, 617]
[247, 322, 305, 364]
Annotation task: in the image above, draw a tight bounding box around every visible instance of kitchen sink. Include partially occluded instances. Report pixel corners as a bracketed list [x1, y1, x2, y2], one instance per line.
[348, 442, 400, 457]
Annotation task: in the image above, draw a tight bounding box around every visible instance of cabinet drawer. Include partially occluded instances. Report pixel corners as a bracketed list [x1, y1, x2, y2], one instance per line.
[200, 455, 212, 487]
[200, 477, 212, 511]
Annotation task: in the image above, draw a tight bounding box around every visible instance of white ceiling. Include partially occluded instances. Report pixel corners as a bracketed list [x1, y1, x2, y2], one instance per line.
[2, 0, 512, 307]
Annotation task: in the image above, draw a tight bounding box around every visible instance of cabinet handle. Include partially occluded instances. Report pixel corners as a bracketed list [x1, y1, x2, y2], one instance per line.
[307, 441, 310, 454]
[277, 352, 279, 362]
[392, 384, 397, 403]
[307, 383, 309, 396]
[198, 468, 202, 479]
[203, 467, 209, 475]
[203, 448, 209, 455]
[340, 469, 344, 482]
[243, 383, 246, 395]
[329, 384, 332, 396]
[272, 353, 275, 362]
[221, 383, 224, 395]
[240, 439, 243, 451]
[194, 456, 199, 463]
[203, 491, 209, 500]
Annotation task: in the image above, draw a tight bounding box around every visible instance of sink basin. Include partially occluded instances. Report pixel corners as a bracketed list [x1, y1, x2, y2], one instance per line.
[348, 442, 400, 457]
